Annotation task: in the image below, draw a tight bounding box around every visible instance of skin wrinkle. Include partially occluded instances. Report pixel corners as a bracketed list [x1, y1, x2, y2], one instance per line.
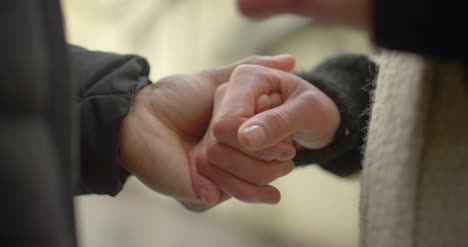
[140, 88, 184, 139]
[259, 110, 297, 141]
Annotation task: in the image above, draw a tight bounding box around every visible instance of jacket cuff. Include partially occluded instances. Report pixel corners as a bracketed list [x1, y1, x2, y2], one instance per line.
[79, 77, 149, 196]
[71, 46, 151, 196]
[294, 54, 378, 176]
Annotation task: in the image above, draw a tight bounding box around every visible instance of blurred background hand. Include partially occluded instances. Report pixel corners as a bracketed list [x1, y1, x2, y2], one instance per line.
[237, 0, 371, 29]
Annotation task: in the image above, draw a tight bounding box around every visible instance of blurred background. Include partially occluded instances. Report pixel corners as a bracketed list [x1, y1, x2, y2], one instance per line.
[63, 0, 375, 246]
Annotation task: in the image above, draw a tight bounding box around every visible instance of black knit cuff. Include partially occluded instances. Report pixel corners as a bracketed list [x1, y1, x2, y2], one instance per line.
[293, 54, 378, 176]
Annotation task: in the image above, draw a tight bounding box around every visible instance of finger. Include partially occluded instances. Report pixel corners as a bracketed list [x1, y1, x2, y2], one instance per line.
[197, 160, 282, 204]
[213, 65, 299, 150]
[262, 140, 296, 162]
[270, 93, 283, 108]
[212, 65, 285, 147]
[180, 191, 231, 213]
[249, 140, 296, 162]
[205, 54, 295, 85]
[189, 148, 223, 206]
[255, 93, 283, 114]
[187, 84, 229, 206]
[255, 95, 272, 113]
[190, 80, 281, 205]
[239, 91, 339, 151]
[210, 115, 294, 161]
[207, 142, 294, 186]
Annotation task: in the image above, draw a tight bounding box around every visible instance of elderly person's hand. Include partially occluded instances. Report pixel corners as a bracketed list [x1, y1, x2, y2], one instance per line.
[118, 55, 295, 211]
[237, 0, 372, 29]
[190, 62, 340, 206]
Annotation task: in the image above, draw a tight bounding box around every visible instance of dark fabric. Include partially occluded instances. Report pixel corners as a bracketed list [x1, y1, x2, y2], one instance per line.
[70, 46, 151, 195]
[373, 0, 468, 66]
[0, 1, 151, 246]
[294, 55, 378, 176]
[0, 0, 77, 246]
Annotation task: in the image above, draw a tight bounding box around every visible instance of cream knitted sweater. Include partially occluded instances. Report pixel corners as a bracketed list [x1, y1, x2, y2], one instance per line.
[361, 52, 468, 246]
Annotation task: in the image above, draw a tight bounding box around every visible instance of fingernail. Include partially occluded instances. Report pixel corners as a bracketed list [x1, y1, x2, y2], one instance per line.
[242, 125, 265, 147]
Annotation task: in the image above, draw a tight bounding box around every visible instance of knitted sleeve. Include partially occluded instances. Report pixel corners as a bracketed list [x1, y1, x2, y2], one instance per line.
[294, 54, 378, 176]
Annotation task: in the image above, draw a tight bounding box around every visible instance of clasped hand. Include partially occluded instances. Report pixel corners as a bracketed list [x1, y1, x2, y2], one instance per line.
[119, 55, 339, 211]
[190, 57, 340, 208]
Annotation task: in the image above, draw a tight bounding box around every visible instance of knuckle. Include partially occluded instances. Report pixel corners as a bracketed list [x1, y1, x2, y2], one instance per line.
[212, 117, 232, 140]
[301, 92, 326, 116]
[232, 64, 252, 76]
[212, 117, 224, 131]
[232, 64, 263, 78]
[212, 115, 243, 142]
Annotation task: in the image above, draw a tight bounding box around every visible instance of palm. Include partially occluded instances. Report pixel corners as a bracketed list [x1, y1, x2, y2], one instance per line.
[119, 73, 220, 203]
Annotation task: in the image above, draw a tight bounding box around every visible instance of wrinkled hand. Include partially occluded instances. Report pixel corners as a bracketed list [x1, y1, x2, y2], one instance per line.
[237, 0, 371, 29]
[118, 55, 295, 211]
[194, 64, 340, 206]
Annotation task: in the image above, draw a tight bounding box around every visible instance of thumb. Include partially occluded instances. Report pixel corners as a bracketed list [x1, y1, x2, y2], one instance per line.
[238, 91, 340, 151]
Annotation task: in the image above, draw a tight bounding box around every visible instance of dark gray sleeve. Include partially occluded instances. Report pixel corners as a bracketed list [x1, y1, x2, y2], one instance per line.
[371, 0, 468, 80]
[294, 54, 378, 176]
[69, 45, 151, 195]
[372, 0, 466, 60]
